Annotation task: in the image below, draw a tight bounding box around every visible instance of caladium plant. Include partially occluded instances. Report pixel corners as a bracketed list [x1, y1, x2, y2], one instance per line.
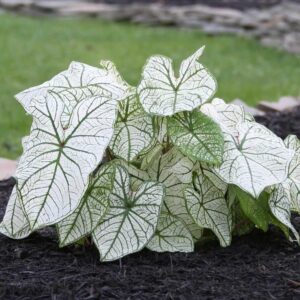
[1, 47, 300, 262]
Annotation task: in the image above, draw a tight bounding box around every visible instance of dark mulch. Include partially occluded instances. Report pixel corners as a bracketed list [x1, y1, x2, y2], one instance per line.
[1, 107, 300, 300]
[255, 107, 300, 140]
[94, 0, 300, 10]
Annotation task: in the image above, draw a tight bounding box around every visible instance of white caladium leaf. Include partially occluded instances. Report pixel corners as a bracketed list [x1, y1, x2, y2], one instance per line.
[0, 136, 34, 238]
[213, 122, 293, 198]
[137, 47, 216, 116]
[155, 117, 168, 144]
[168, 111, 224, 164]
[171, 154, 195, 184]
[201, 164, 228, 195]
[144, 148, 203, 240]
[16, 60, 129, 126]
[284, 135, 300, 212]
[269, 184, 300, 243]
[0, 188, 31, 239]
[110, 90, 154, 161]
[114, 157, 198, 241]
[12, 93, 117, 230]
[285, 135, 300, 181]
[290, 182, 300, 213]
[113, 159, 149, 191]
[140, 144, 164, 170]
[147, 213, 194, 253]
[57, 163, 115, 246]
[92, 166, 164, 261]
[184, 171, 231, 247]
[163, 184, 203, 241]
[201, 98, 254, 136]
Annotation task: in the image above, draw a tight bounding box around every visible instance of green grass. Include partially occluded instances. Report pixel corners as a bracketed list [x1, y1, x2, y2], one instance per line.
[1, 13, 300, 159]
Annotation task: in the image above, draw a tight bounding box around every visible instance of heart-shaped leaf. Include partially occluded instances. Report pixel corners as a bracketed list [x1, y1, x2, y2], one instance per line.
[184, 171, 231, 247]
[113, 159, 149, 191]
[147, 213, 194, 253]
[16, 61, 129, 126]
[168, 111, 224, 164]
[57, 163, 115, 246]
[92, 166, 164, 261]
[201, 98, 254, 136]
[0, 187, 31, 239]
[284, 135, 300, 213]
[213, 122, 293, 198]
[144, 148, 203, 240]
[269, 184, 299, 243]
[110, 90, 154, 161]
[11, 93, 117, 230]
[137, 47, 216, 116]
[201, 163, 228, 195]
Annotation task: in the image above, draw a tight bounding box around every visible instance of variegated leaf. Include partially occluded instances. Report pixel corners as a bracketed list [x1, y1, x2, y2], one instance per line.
[0, 188, 31, 239]
[168, 111, 224, 164]
[213, 122, 293, 198]
[155, 117, 168, 144]
[16, 61, 129, 126]
[200, 98, 254, 136]
[201, 164, 228, 195]
[184, 171, 231, 247]
[57, 163, 115, 246]
[137, 47, 216, 116]
[269, 184, 299, 243]
[140, 144, 163, 170]
[147, 213, 194, 253]
[110, 90, 154, 161]
[92, 166, 164, 261]
[163, 184, 203, 241]
[10, 93, 117, 231]
[284, 135, 300, 213]
[113, 159, 149, 191]
[0, 136, 31, 238]
[145, 148, 203, 240]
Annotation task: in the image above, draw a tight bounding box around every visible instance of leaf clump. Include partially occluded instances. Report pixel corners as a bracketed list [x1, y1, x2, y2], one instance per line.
[1, 48, 300, 261]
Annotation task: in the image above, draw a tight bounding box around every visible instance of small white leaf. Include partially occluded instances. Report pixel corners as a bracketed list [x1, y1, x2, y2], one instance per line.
[140, 144, 164, 170]
[201, 164, 228, 195]
[269, 184, 300, 243]
[201, 98, 254, 136]
[92, 166, 164, 261]
[0, 188, 31, 239]
[284, 135, 300, 213]
[110, 91, 154, 161]
[145, 148, 203, 240]
[138, 47, 216, 116]
[184, 171, 231, 247]
[11, 93, 117, 230]
[147, 213, 194, 253]
[57, 163, 115, 246]
[290, 181, 300, 213]
[113, 159, 149, 191]
[214, 122, 293, 198]
[155, 117, 168, 144]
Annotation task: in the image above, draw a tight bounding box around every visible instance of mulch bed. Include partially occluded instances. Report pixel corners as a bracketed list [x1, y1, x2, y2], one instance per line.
[1, 107, 300, 300]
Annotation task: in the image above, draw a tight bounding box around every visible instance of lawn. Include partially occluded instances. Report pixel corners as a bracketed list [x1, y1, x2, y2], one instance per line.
[0, 13, 300, 159]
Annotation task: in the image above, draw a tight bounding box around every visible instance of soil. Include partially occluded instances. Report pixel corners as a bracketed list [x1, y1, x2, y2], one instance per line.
[95, 0, 300, 10]
[255, 107, 300, 140]
[1, 108, 300, 300]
